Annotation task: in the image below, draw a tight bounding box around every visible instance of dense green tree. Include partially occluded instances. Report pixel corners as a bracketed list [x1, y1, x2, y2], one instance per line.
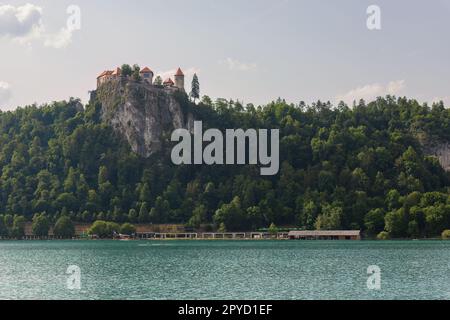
[201, 95, 213, 105]
[442, 230, 450, 240]
[86, 190, 100, 212]
[214, 197, 245, 231]
[150, 197, 169, 223]
[88, 220, 107, 237]
[32, 213, 51, 237]
[88, 220, 120, 238]
[132, 64, 141, 82]
[128, 209, 138, 223]
[138, 202, 150, 223]
[315, 204, 343, 230]
[386, 190, 401, 211]
[424, 205, 450, 236]
[303, 200, 319, 230]
[0, 96, 448, 238]
[246, 206, 264, 230]
[385, 209, 408, 238]
[139, 183, 151, 203]
[11, 216, 26, 239]
[154, 76, 163, 86]
[4, 215, 14, 230]
[188, 204, 207, 228]
[268, 223, 279, 235]
[121, 64, 133, 77]
[364, 209, 385, 236]
[377, 231, 390, 240]
[112, 207, 126, 223]
[0, 215, 7, 236]
[218, 222, 226, 233]
[55, 193, 77, 212]
[53, 216, 75, 238]
[120, 223, 136, 235]
[81, 210, 92, 222]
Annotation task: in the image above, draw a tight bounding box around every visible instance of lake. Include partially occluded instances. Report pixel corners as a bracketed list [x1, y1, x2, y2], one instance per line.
[0, 240, 449, 300]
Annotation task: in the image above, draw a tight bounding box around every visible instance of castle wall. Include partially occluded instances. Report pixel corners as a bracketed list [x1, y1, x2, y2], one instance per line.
[141, 72, 154, 85]
[174, 76, 184, 91]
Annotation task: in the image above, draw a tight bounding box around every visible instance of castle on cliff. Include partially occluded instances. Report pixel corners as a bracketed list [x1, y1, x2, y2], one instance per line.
[97, 66, 185, 91]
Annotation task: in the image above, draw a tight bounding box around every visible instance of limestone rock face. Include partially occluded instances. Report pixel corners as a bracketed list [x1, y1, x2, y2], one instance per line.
[425, 142, 450, 172]
[95, 78, 194, 157]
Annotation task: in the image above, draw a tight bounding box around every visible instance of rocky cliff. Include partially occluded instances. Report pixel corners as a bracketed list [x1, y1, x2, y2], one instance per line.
[424, 142, 450, 172]
[94, 78, 194, 157]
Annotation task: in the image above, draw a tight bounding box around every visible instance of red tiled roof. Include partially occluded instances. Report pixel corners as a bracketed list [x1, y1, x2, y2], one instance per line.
[112, 67, 121, 76]
[175, 68, 184, 76]
[163, 78, 174, 85]
[97, 70, 109, 79]
[97, 70, 114, 78]
[140, 67, 153, 73]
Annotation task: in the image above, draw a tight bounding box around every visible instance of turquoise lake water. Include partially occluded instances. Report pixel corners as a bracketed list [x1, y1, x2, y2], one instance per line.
[0, 240, 449, 300]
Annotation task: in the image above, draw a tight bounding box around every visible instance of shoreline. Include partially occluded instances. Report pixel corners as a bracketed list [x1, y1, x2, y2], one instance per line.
[0, 237, 447, 242]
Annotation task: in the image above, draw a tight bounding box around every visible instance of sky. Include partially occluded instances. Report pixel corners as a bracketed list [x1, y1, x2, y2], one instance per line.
[0, 0, 449, 110]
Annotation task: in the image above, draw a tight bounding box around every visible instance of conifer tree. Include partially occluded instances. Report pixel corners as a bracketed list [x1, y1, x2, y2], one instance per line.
[190, 73, 200, 103]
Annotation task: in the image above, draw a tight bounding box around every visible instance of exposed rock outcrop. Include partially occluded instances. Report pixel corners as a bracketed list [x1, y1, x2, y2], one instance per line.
[424, 142, 450, 172]
[94, 78, 194, 157]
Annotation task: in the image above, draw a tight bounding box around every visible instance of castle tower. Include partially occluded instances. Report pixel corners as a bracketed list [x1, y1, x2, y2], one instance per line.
[140, 67, 154, 84]
[163, 78, 174, 87]
[174, 67, 185, 91]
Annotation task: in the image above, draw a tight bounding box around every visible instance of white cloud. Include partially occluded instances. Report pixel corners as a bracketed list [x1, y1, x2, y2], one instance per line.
[0, 82, 12, 107]
[336, 80, 406, 105]
[44, 27, 73, 48]
[156, 67, 200, 81]
[220, 58, 257, 71]
[0, 3, 42, 38]
[386, 80, 406, 95]
[0, 3, 75, 49]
